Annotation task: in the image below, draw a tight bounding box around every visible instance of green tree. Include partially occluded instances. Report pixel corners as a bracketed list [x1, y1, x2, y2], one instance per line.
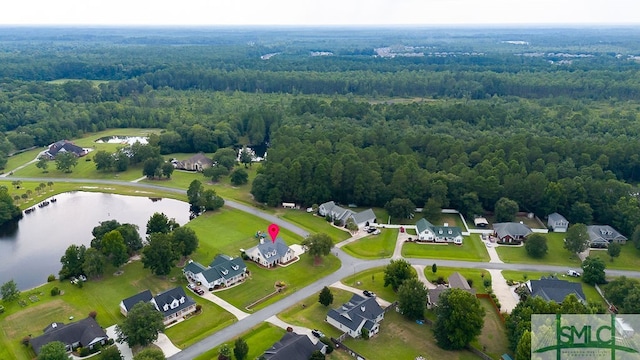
[82, 247, 107, 279]
[239, 147, 252, 168]
[36, 157, 49, 173]
[432, 263, 437, 274]
[233, 338, 249, 360]
[604, 276, 638, 312]
[146, 212, 179, 235]
[218, 344, 232, 360]
[622, 287, 640, 314]
[397, 277, 428, 320]
[37, 341, 68, 360]
[318, 286, 334, 306]
[101, 230, 129, 267]
[201, 189, 225, 211]
[344, 218, 358, 232]
[0, 187, 21, 226]
[524, 233, 548, 258]
[204, 166, 229, 182]
[171, 226, 199, 259]
[93, 150, 114, 171]
[309, 350, 325, 360]
[494, 197, 518, 222]
[142, 157, 163, 178]
[385, 198, 415, 220]
[161, 162, 174, 179]
[59, 244, 86, 279]
[99, 346, 122, 360]
[212, 148, 237, 170]
[116, 301, 165, 348]
[564, 223, 590, 255]
[301, 233, 334, 263]
[384, 259, 415, 292]
[433, 288, 485, 350]
[423, 198, 442, 221]
[1, 279, 20, 302]
[142, 232, 178, 276]
[607, 242, 621, 261]
[230, 168, 249, 185]
[582, 256, 606, 285]
[54, 152, 78, 173]
[133, 348, 165, 360]
[117, 224, 143, 255]
[114, 150, 130, 172]
[633, 225, 640, 251]
[515, 330, 531, 360]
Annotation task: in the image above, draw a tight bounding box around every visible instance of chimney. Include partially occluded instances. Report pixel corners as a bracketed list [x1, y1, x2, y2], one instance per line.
[361, 306, 366, 312]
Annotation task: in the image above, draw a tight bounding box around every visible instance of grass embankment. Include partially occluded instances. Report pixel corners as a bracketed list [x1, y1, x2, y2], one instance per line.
[402, 234, 490, 262]
[341, 228, 398, 259]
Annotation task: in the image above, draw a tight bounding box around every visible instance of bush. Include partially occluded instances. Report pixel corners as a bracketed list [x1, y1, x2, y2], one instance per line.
[50, 287, 60, 296]
[195, 304, 202, 313]
[436, 276, 446, 285]
[320, 337, 334, 354]
[78, 347, 91, 357]
[506, 279, 514, 286]
[483, 278, 492, 287]
[21, 336, 30, 346]
[467, 279, 473, 288]
[88, 310, 97, 319]
[47, 274, 56, 282]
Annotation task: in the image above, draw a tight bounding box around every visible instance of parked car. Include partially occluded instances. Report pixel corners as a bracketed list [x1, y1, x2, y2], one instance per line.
[567, 270, 581, 277]
[194, 287, 205, 295]
[187, 283, 197, 291]
[311, 329, 325, 338]
[363, 290, 376, 297]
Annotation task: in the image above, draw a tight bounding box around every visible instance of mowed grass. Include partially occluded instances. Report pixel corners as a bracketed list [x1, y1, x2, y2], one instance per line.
[341, 266, 405, 303]
[193, 322, 286, 360]
[495, 233, 582, 267]
[341, 228, 398, 259]
[164, 299, 237, 349]
[471, 298, 510, 360]
[425, 266, 493, 294]
[587, 246, 640, 271]
[402, 234, 490, 262]
[280, 211, 351, 242]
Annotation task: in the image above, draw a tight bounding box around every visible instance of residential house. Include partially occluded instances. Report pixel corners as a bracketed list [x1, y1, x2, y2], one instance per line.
[493, 222, 532, 244]
[547, 212, 569, 232]
[326, 294, 385, 338]
[43, 140, 88, 159]
[525, 277, 586, 304]
[261, 332, 326, 360]
[474, 216, 489, 228]
[173, 152, 213, 171]
[318, 201, 376, 229]
[245, 237, 296, 268]
[587, 225, 628, 248]
[427, 272, 476, 308]
[415, 218, 463, 244]
[120, 287, 197, 325]
[30, 317, 109, 356]
[183, 254, 248, 290]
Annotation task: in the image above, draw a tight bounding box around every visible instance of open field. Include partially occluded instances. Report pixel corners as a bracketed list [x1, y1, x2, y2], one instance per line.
[496, 233, 582, 267]
[341, 266, 406, 303]
[471, 298, 510, 359]
[587, 246, 640, 271]
[425, 266, 492, 294]
[280, 210, 351, 242]
[402, 234, 490, 261]
[341, 228, 398, 259]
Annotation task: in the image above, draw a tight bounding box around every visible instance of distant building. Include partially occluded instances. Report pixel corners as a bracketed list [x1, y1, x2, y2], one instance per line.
[587, 225, 627, 248]
[318, 201, 376, 229]
[493, 222, 532, 244]
[415, 218, 463, 244]
[326, 294, 385, 338]
[183, 254, 248, 290]
[120, 287, 197, 325]
[173, 152, 213, 171]
[245, 237, 296, 268]
[525, 277, 586, 304]
[43, 140, 88, 159]
[261, 332, 326, 360]
[30, 317, 108, 356]
[547, 213, 569, 232]
[428, 272, 475, 308]
[474, 217, 489, 228]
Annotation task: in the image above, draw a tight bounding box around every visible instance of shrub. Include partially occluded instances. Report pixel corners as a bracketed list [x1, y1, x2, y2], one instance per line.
[195, 304, 202, 313]
[77, 281, 83, 288]
[320, 337, 334, 354]
[47, 274, 56, 282]
[78, 347, 91, 357]
[88, 310, 97, 319]
[483, 278, 492, 287]
[467, 279, 474, 288]
[21, 336, 30, 346]
[50, 287, 60, 296]
[286, 326, 293, 332]
[436, 276, 446, 285]
[506, 279, 514, 286]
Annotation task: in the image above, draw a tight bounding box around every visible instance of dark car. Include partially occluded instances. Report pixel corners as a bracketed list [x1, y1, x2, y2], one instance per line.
[311, 329, 325, 338]
[363, 290, 376, 297]
[195, 287, 205, 295]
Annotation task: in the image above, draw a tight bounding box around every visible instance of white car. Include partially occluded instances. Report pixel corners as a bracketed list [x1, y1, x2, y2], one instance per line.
[567, 270, 581, 277]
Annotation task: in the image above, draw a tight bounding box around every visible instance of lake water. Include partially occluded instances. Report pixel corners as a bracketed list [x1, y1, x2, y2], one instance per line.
[0, 192, 190, 290]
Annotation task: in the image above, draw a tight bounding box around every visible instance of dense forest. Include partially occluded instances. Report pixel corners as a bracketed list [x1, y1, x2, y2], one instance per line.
[2, 26, 640, 235]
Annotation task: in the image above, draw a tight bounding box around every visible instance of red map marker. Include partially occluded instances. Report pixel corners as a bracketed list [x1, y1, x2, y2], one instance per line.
[268, 224, 280, 243]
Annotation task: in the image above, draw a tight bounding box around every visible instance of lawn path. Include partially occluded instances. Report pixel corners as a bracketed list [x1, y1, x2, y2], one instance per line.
[266, 316, 318, 343]
[335, 229, 369, 248]
[412, 265, 437, 290]
[479, 235, 503, 263]
[486, 269, 519, 313]
[330, 281, 392, 307]
[0, 151, 43, 177]
[199, 292, 250, 320]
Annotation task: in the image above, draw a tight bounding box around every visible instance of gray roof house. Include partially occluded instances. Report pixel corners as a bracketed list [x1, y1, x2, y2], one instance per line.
[525, 277, 586, 303]
[120, 287, 197, 325]
[30, 317, 109, 355]
[183, 254, 248, 290]
[587, 225, 628, 248]
[493, 222, 532, 244]
[245, 237, 296, 268]
[261, 332, 326, 360]
[318, 201, 376, 229]
[547, 213, 569, 232]
[326, 294, 385, 338]
[427, 272, 476, 307]
[44, 140, 88, 159]
[173, 152, 213, 172]
[415, 218, 463, 244]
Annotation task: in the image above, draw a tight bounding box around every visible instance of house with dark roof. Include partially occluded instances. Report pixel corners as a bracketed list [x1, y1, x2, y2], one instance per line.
[326, 294, 385, 338]
[427, 272, 476, 308]
[587, 225, 627, 248]
[525, 277, 586, 304]
[183, 254, 248, 290]
[318, 201, 376, 229]
[493, 222, 532, 244]
[30, 317, 109, 356]
[415, 218, 463, 244]
[245, 237, 296, 268]
[261, 332, 326, 360]
[173, 152, 213, 171]
[120, 287, 197, 325]
[43, 140, 88, 159]
[547, 213, 569, 232]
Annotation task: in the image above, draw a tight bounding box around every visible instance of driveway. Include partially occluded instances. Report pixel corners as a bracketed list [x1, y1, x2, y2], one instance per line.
[200, 292, 249, 320]
[265, 316, 319, 344]
[412, 265, 437, 289]
[486, 269, 519, 313]
[105, 325, 182, 359]
[330, 281, 392, 307]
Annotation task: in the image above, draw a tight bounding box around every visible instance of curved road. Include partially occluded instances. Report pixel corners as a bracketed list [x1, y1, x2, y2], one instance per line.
[5, 176, 640, 359]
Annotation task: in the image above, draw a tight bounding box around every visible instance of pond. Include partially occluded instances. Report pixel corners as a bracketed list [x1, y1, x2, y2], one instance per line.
[95, 135, 148, 145]
[0, 192, 190, 290]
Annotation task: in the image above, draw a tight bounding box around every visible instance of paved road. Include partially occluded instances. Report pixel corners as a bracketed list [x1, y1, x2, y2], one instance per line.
[5, 176, 640, 359]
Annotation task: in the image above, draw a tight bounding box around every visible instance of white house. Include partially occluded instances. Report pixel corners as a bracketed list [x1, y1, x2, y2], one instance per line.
[120, 287, 197, 325]
[547, 212, 569, 232]
[326, 294, 385, 338]
[415, 218, 463, 244]
[183, 254, 248, 290]
[245, 237, 296, 268]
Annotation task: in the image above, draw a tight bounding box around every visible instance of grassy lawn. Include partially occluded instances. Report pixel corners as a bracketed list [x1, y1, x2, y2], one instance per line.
[501, 270, 607, 308]
[216, 255, 340, 312]
[402, 234, 490, 262]
[193, 322, 287, 360]
[164, 299, 237, 349]
[425, 267, 492, 294]
[279, 288, 354, 338]
[280, 210, 351, 242]
[587, 246, 640, 271]
[495, 233, 582, 267]
[0, 261, 221, 360]
[341, 228, 398, 259]
[343, 311, 480, 360]
[471, 298, 510, 359]
[341, 266, 404, 303]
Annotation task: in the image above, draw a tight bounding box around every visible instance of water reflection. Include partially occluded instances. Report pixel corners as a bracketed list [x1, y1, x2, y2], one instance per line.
[0, 191, 190, 290]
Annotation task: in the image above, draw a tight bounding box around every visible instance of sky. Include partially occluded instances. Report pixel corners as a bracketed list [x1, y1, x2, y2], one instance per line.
[1, 0, 638, 26]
